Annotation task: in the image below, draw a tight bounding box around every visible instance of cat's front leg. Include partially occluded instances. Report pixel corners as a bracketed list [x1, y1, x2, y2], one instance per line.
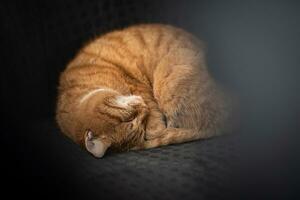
[142, 128, 213, 149]
[132, 128, 201, 150]
[145, 110, 167, 140]
[136, 91, 167, 140]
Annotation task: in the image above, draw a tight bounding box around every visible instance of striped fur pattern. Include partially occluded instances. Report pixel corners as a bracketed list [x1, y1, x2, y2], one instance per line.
[56, 24, 232, 157]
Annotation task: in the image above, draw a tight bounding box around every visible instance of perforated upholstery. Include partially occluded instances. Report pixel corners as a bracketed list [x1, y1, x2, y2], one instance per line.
[30, 120, 239, 200]
[1, 1, 239, 199]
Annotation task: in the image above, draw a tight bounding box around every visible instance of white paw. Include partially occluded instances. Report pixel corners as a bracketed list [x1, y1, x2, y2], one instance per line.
[115, 95, 144, 107]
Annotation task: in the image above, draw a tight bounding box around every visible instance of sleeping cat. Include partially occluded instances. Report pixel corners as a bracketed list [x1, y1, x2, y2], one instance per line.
[56, 24, 232, 158]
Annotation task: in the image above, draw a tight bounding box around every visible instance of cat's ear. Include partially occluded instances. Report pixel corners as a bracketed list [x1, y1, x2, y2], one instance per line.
[84, 130, 110, 158]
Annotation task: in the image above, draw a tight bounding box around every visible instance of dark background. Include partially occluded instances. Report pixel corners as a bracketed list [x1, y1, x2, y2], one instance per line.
[1, 0, 299, 199]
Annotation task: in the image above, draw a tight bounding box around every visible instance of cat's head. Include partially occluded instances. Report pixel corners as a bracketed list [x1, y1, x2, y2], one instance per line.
[75, 91, 149, 158]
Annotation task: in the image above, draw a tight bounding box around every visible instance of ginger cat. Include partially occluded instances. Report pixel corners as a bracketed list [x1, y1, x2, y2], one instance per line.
[56, 24, 232, 158]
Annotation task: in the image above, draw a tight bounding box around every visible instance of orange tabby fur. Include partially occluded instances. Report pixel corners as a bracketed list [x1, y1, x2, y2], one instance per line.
[56, 24, 232, 157]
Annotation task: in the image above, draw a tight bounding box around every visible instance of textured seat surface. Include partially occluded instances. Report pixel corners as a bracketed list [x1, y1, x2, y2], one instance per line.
[28, 119, 239, 200]
[1, 1, 240, 199]
[2, 0, 298, 199]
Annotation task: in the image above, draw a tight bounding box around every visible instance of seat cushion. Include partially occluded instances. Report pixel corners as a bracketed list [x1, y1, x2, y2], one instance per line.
[24, 119, 239, 200]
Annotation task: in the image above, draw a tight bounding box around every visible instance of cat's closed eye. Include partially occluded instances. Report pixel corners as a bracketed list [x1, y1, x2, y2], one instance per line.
[126, 122, 134, 130]
[123, 112, 137, 122]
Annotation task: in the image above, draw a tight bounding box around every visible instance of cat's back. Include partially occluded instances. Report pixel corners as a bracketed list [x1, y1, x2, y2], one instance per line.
[108, 24, 199, 54]
[67, 24, 201, 70]
[93, 23, 197, 53]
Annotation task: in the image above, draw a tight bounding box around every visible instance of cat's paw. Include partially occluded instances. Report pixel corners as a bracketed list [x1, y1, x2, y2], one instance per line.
[115, 95, 145, 107]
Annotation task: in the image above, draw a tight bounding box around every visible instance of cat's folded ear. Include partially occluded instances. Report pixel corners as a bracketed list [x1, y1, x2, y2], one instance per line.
[84, 130, 110, 158]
